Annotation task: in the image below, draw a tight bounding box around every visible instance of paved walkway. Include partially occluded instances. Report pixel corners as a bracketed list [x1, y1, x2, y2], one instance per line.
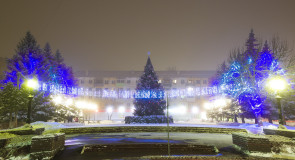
[65, 132, 233, 148]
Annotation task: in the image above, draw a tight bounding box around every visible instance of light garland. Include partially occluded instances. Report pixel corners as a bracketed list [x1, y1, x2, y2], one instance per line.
[37, 81, 219, 98]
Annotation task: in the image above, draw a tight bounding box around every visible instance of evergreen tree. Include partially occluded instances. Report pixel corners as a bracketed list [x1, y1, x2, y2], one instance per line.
[245, 29, 259, 58]
[1, 31, 78, 125]
[43, 43, 56, 83]
[29, 91, 62, 122]
[0, 82, 28, 126]
[54, 50, 77, 86]
[214, 30, 283, 125]
[133, 56, 166, 116]
[5, 32, 50, 85]
[4, 31, 77, 87]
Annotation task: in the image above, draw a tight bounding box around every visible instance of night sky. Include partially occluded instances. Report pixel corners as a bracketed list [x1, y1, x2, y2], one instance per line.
[0, 0, 294, 71]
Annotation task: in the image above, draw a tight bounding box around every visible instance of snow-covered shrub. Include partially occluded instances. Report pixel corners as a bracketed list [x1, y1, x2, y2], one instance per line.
[278, 124, 287, 130]
[125, 115, 173, 124]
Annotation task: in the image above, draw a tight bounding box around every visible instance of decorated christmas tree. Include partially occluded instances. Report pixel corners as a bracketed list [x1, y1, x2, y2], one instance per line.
[133, 56, 166, 116]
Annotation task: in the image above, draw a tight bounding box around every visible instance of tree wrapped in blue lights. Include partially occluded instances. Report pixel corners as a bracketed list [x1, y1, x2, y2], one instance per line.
[1, 32, 77, 124]
[216, 30, 284, 125]
[133, 56, 166, 116]
[4, 32, 77, 88]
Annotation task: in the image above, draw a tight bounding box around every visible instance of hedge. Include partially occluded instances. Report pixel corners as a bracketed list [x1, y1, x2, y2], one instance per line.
[60, 126, 247, 135]
[125, 115, 174, 124]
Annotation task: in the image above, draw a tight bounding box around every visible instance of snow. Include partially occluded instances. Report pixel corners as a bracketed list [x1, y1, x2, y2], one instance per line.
[22, 121, 295, 135]
[30, 121, 67, 130]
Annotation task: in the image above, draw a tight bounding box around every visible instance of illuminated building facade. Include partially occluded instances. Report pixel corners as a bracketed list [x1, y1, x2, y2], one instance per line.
[75, 70, 216, 122]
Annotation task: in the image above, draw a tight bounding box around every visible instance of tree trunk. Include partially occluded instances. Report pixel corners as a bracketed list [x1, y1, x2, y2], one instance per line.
[256, 114, 263, 126]
[9, 111, 13, 128]
[268, 116, 273, 124]
[14, 111, 18, 127]
[234, 115, 238, 123]
[241, 115, 245, 123]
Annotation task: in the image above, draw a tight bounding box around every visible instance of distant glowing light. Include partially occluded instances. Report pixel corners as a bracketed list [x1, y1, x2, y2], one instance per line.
[65, 98, 73, 106]
[106, 106, 113, 113]
[214, 98, 226, 107]
[53, 95, 63, 105]
[204, 102, 212, 110]
[201, 112, 207, 120]
[169, 106, 187, 114]
[75, 100, 97, 110]
[192, 106, 199, 114]
[27, 79, 39, 89]
[187, 87, 193, 92]
[267, 77, 287, 91]
[118, 106, 125, 113]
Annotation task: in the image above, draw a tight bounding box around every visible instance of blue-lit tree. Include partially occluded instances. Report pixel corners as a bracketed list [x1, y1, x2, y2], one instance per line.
[53, 49, 77, 87]
[216, 30, 283, 125]
[1, 32, 77, 125]
[4, 31, 77, 87]
[133, 56, 166, 116]
[5, 32, 49, 86]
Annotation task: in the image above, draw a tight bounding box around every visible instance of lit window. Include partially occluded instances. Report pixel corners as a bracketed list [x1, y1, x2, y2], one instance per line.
[188, 80, 192, 84]
[173, 80, 177, 84]
[158, 80, 162, 83]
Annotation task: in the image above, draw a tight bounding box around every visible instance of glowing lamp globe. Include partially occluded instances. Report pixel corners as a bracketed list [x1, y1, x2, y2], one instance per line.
[118, 106, 125, 113]
[53, 95, 63, 105]
[268, 77, 287, 91]
[65, 98, 73, 106]
[192, 107, 199, 114]
[27, 79, 38, 89]
[106, 107, 113, 113]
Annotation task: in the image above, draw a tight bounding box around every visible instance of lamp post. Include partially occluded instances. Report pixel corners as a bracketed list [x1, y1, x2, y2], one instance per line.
[26, 79, 38, 124]
[106, 107, 113, 120]
[166, 94, 170, 156]
[267, 77, 287, 125]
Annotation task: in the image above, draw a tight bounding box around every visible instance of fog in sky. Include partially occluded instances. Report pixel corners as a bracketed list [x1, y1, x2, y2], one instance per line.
[0, 0, 294, 71]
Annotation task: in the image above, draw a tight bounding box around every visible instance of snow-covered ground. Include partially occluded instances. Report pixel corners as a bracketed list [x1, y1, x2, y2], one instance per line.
[30, 121, 67, 130]
[28, 121, 295, 135]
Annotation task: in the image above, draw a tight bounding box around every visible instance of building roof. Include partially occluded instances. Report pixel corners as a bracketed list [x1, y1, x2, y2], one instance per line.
[75, 70, 216, 79]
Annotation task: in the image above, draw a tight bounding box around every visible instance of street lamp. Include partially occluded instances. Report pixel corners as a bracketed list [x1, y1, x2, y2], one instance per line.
[26, 78, 38, 124]
[106, 106, 113, 120]
[267, 76, 287, 125]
